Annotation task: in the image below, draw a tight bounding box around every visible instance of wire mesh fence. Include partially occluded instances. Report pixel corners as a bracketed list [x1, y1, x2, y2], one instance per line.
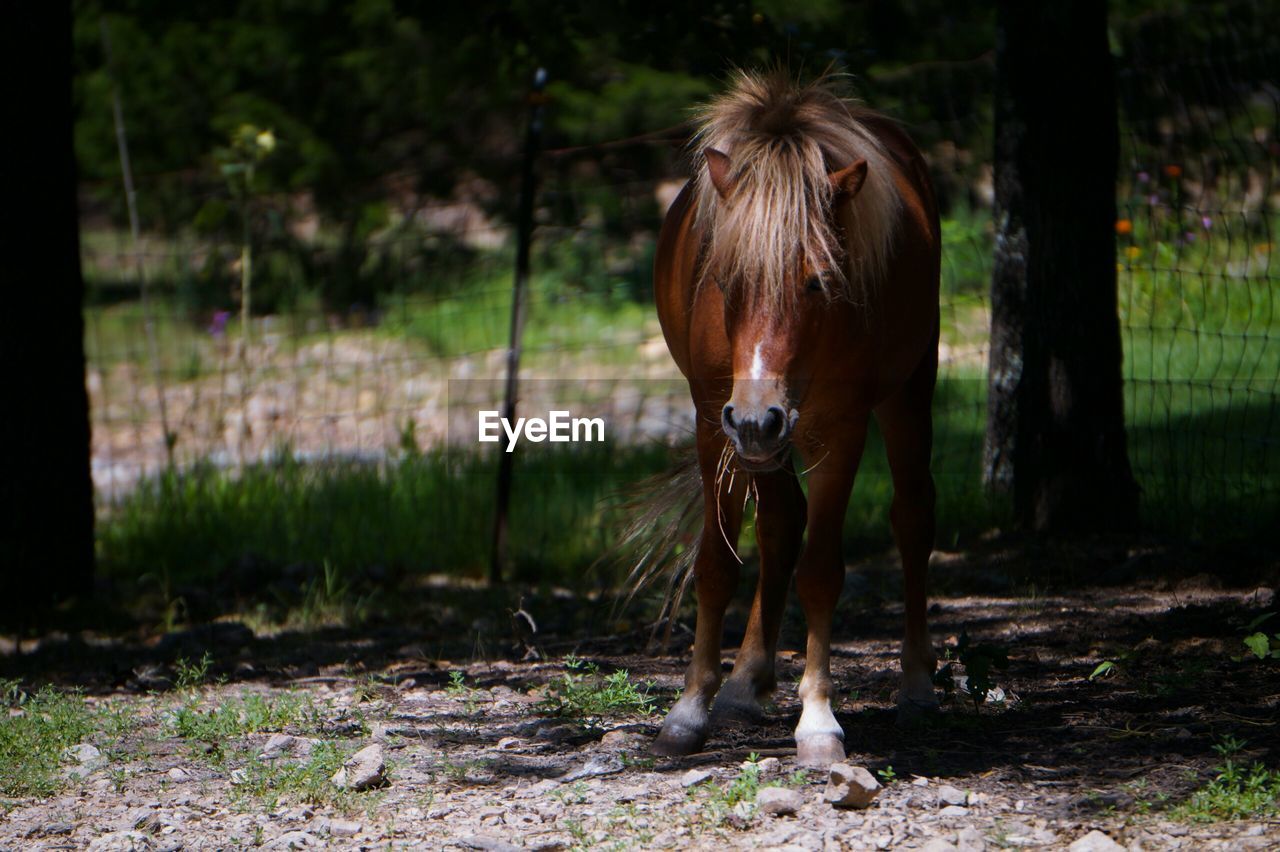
[82, 1, 1278, 556]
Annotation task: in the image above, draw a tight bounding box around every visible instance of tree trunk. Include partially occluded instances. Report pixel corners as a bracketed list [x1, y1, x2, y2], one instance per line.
[985, 0, 1139, 532]
[0, 4, 96, 623]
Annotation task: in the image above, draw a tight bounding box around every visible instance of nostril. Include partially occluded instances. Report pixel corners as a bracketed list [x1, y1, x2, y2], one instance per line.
[763, 406, 787, 439]
[722, 404, 737, 432]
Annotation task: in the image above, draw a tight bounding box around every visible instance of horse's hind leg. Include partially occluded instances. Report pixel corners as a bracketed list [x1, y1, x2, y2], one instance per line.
[652, 424, 747, 757]
[792, 417, 869, 767]
[711, 465, 805, 724]
[874, 351, 939, 716]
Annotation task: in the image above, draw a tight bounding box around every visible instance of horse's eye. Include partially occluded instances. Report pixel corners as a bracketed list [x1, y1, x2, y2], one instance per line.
[806, 276, 823, 293]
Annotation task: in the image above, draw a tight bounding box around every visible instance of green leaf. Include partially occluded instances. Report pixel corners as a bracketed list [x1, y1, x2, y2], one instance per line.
[1243, 632, 1270, 660]
[1244, 612, 1275, 632]
[1090, 661, 1117, 680]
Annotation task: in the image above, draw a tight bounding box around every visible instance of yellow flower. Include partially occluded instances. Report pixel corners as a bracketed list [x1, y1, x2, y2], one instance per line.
[1125, 246, 1142, 260]
[255, 130, 276, 153]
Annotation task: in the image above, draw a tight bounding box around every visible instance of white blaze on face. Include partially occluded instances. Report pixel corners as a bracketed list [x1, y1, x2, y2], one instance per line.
[749, 341, 765, 381]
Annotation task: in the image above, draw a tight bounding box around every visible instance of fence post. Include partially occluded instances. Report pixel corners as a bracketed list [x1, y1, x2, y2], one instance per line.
[490, 68, 548, 585]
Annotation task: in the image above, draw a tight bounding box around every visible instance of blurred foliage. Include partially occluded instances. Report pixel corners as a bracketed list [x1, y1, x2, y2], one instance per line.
[73, 0, 1277, 313]
[74, 0, 1004, 229]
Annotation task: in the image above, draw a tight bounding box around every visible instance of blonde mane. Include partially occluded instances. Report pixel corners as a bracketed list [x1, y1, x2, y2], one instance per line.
[691, 70, 902, 310]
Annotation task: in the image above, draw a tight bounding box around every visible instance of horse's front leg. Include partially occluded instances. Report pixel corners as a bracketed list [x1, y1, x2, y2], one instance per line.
[652, 433, 746, 756]
[711, 465, 805, 724]
[793, 418, 868, 767]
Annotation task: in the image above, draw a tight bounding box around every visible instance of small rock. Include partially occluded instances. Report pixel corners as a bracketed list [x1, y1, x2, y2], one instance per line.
[536, 724, 579, 742]
[823, 764, 881, 809]
[598, 729, 648, 751]
[229, 768, 249, 785]
[268, 831, 321, 850]
[560, 754, 623, 781]
[329, 820, 361, 837]
[166, 767, 192, 782]
[921, 841, 958, 852]
[455, 837, 522, 852]
[87, 830, 153, 851]
[260, 734, 313, 760]
[124, 807, 162, 833]
[739, 756, 783, 776]
[939, 805, 969, 817]
[681, 768, 714, 788]
[727, 800, 754, 828]
[937, 784, 968, 806]
[64, 742, 105, 779]
[956, 827, 987, 852]
[911, 776, 931, 787]
[496, 736, 522, 750]
[516, 778, 560, 799]
[331, 743, 386, 791]
[1067, 830, 1125, 852]
[66, 743, 102, 763]
[527, 838, 569, 852]
[757, 786, 806, 816]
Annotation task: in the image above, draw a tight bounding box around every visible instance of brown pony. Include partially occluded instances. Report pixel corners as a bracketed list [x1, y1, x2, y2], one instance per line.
[650, 70, 941, 767]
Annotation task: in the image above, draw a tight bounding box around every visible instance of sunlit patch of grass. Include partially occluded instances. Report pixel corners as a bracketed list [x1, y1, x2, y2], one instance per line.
[229, 741, 372, 813]
[165, 690, 325, 762]
[1172, 760, 1280, 822]
[539, 656, 656, 729]
[0, 682, 97, 797]
[1172, 737, 1280, 823]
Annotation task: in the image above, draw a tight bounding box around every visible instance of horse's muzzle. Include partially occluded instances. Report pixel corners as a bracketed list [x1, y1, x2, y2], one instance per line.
[722, 403, 798, 466]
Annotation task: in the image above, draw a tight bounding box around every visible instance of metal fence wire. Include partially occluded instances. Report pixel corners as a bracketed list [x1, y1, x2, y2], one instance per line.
[82, 2, 1278, 544]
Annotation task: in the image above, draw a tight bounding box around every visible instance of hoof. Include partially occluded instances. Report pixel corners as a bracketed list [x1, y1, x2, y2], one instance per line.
[895, 697, 940, 727]
[795, 734, 846, 768]
[651, 726, 707, 757]
[710, 695, 764, 727]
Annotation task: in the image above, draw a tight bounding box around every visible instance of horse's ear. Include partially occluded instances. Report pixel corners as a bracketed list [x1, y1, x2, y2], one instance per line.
[829, 159, 869, 200]
[704, 148, 734, 199]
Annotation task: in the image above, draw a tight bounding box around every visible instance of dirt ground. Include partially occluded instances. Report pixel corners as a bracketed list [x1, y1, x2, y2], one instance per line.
[3, 538, 1279, 850]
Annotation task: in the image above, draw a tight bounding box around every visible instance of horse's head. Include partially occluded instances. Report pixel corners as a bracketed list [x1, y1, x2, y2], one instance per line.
[703, 147, 870, 470]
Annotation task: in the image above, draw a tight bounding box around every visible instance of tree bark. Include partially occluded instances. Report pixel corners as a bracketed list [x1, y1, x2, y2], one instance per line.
[0, 4, 96, 622]
[985, 0, 1140, 532]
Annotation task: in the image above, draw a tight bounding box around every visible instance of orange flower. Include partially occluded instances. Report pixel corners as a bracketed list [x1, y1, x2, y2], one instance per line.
[1164, 164, 1182, 178]
[1115, 219, 1133, 235]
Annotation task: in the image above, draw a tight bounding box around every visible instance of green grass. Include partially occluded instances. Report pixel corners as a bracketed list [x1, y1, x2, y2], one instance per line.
[166, 690, 326, 761]
[98, 442, 675, 590]
[1173, 759, 1280, 822]
[539, 656, 657, 727]
[229, 741, 365, 812]
[692, 754, 809, 823]
[379, 270, 659, 364]
[0, 681, 134, 798]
